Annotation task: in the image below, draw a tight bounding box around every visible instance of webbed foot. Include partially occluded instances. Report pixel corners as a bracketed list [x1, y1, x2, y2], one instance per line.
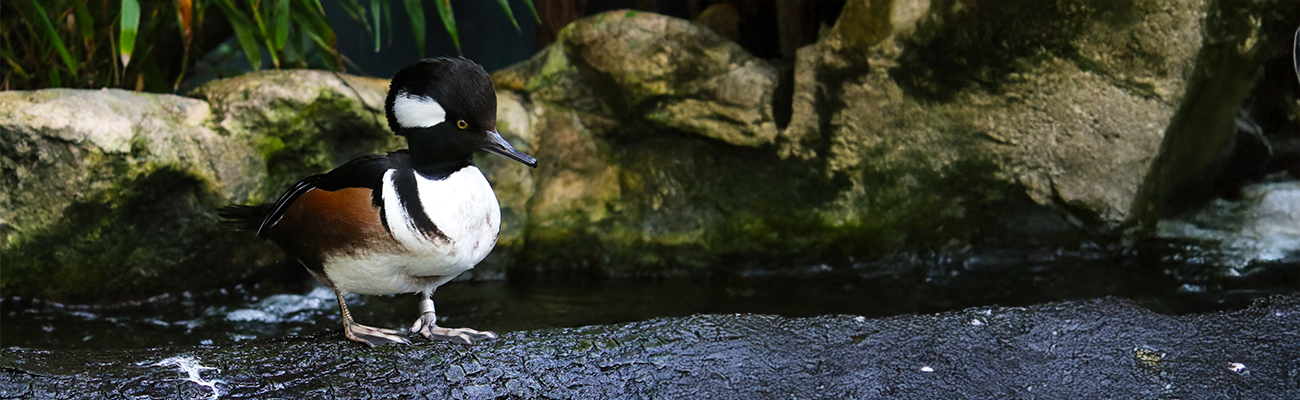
[345, 322, 411, 347]
[409, 307, 496, 345]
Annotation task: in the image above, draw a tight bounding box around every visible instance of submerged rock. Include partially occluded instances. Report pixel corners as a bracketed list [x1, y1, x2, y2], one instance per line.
[3, 296, 1298, 398]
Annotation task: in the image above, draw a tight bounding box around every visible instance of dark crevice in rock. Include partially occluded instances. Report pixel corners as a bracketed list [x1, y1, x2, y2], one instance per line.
[772, 62, 796, 131]
[1131, 1, 1300, 227]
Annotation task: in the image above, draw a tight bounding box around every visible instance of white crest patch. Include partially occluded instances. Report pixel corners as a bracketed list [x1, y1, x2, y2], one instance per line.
[393, 91, 447, 128]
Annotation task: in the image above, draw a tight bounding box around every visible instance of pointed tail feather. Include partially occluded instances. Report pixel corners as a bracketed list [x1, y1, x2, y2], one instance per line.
[218, 204, 273, 233]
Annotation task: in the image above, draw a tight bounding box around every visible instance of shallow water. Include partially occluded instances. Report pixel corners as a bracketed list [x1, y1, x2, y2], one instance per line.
[4, 239, 1297, 350]
[1159, 181, 1300, 265]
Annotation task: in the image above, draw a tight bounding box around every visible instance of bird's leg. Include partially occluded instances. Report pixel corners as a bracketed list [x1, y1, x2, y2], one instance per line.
[409, 290, 497, 345]
[335, 290, 409, 346]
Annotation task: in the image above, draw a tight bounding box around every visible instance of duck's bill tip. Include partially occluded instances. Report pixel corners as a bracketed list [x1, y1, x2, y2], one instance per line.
[482, 130, 538, 168]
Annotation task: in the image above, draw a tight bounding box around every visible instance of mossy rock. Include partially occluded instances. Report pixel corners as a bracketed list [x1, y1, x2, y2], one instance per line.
[0, 73, 411, 303]
[496, 10, 780, 147]
[189, 70, 405, 203]
[0, 89, 265, 303]
[489, 3, 1218, 274]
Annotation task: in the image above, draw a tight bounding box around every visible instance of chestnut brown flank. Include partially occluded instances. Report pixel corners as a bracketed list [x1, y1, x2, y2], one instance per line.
[268, 188, 401, 273]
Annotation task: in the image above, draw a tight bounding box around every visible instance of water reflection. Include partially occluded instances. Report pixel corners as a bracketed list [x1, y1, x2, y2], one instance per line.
[3, 239, 1297, 350]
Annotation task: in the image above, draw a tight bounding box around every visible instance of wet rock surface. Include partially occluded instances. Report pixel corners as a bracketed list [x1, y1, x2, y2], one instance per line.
[3, 295, 1298, 399]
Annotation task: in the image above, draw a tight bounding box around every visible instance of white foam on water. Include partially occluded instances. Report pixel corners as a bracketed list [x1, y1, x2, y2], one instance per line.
[223, 286, 338, 323]
[225, 309, 277, 323]
[1158, 181, 1300, 266]
[147, 356, 223, 399]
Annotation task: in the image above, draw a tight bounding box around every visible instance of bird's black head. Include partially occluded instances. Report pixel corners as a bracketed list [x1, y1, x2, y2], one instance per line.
[385, 57, 537, 169]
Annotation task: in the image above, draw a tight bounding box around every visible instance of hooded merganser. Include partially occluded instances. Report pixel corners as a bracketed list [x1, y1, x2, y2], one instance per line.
[220, 57, 537, 346]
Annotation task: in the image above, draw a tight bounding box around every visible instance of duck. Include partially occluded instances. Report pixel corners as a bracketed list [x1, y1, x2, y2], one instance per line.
[220, 57, 537, 346]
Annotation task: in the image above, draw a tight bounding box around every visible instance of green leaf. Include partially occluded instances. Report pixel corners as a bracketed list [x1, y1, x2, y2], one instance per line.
[433, 0, 459, 53]
[275, 0, 291, 50]
[49, 68, 61, 87]
[494, 0, 520, 32]
[371, 0, 381, 52]
[247, 0, 281, 68]
[403, 0, 426, 58]
[28, 0, 78, 76]
[1, 49, 33, 79]
[119, 0, 140, 69]
[72, 1, 95, 49]
[291, 5, 341, 69]
[214, 0, 263, 70]
[382, 0, 393, 47]
[337, 0, 368, 28]
[519, 0, 539, 23]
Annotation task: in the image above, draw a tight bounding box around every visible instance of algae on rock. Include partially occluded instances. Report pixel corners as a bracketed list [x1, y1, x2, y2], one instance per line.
[0, 72, 419, 303]
[189, 70, 404, 203]
[0, 89, 263, 302]
[4, 0, 1292, 301]
[490, 1, 1214, 274]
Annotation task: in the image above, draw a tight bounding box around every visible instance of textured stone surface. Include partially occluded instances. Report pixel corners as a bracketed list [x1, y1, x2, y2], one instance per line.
[5, 1, 1295, 301]
[189, 70, 403, 203]
[494, 10, 780, 147]
[1129, 0, 1299, 228]
[488, 2, 1231, 274]
[778, 0, 1206, 237]
[0, 89, 264, 302]
[3, 295, 1298, 398]
[0, 71, 544, 302]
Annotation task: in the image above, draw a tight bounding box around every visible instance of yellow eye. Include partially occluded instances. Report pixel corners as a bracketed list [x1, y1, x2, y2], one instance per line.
[456, 120, 468, 129]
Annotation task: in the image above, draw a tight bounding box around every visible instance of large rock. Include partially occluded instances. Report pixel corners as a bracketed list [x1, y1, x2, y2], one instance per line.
[3, 296, 1298, 398]
[493, 10, 781, 148]
[5, 1, 1295, 300]
[0, 70, 542, 302]
[0, 89, 264, 303]
[1129, 0, 1297, 229]
[188, 70, 402, 203]
[489, 2, 1235, 274]
[777, 0, 1210, 240]
[0, 72, 399, 303]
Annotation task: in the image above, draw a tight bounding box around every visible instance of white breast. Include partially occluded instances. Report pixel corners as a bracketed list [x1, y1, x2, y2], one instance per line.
[322, 167, 500, 295]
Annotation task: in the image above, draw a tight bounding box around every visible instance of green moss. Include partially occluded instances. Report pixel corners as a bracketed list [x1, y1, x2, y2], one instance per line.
[242, 91, 399, 202]
[515, 128, 1041, 276]
[526, 47, 578, 94]
[1, 166, 268, 303]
